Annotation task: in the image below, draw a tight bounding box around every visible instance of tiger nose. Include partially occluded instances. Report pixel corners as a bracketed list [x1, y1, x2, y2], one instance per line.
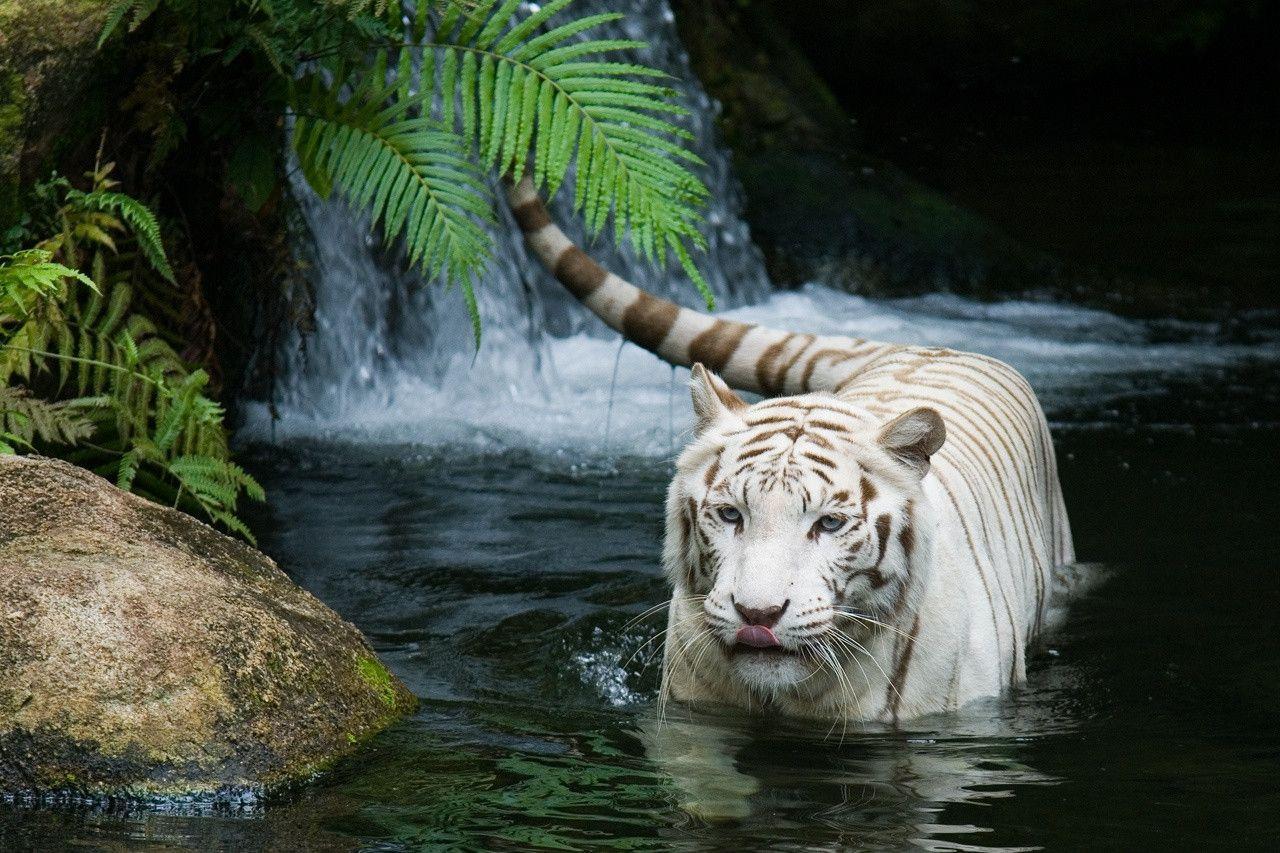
[734, 598, 789, 628]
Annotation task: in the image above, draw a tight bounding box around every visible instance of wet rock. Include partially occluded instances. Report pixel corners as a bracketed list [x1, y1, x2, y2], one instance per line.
[0, 454, 416, 798]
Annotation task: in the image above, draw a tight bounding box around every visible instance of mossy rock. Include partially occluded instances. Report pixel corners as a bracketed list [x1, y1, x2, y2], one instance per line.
[0, 454, 416, 799]
[0, 0, 118, 228]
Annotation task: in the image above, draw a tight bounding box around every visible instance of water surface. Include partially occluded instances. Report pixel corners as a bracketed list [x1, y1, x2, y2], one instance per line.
[4, 297, 1276, 851]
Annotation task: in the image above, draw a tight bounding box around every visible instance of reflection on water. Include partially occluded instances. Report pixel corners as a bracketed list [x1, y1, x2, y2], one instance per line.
[3, 330, 1278, 850]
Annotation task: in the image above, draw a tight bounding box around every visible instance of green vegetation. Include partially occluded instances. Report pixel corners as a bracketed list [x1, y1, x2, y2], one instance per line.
[356, 654, 399, 709]
[98, 0, 714, 339]
[2, 0, 711, 535]
[1, 164, 264, 539]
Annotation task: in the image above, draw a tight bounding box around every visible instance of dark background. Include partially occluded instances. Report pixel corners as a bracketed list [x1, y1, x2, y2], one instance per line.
[674, 0, 1280, 317]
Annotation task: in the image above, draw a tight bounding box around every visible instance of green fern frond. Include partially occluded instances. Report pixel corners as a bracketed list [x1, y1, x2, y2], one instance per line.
[2, 183, 259, 539]
[167, 454, 266, 543]
[292, 70, 494, 281]
[96, 0, 154, 49]
[422, 0, 713, 306]
[0, 250, 98, 313]
[68, 190, 176, 283]
[0, 385, 96, 449]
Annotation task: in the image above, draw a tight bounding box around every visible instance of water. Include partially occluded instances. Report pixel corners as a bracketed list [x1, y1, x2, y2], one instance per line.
[4, 297, 1277, 850]
[261, 0, 768, 428]
[7, 2, 1280, 848]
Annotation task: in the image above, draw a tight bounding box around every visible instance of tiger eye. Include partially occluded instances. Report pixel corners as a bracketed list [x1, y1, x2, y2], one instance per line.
[816, 514, 845, 533]
[717, 505, 742, 524]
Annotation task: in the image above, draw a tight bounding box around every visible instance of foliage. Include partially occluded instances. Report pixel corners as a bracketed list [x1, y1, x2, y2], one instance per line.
[97, 0, 714, 344]
[0, 169, 264, 541]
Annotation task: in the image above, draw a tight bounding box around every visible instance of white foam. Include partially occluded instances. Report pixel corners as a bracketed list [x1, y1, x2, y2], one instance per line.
[239, 284, 1267, 455]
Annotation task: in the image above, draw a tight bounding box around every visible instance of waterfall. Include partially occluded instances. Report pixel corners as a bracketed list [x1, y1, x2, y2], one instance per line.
[246, 0, 770, 450]
[238, 1, 1265, 455]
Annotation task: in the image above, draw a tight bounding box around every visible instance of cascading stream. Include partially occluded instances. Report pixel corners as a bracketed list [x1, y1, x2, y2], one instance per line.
[253, 0, 769, 443]
[240, 0, 1275, 454]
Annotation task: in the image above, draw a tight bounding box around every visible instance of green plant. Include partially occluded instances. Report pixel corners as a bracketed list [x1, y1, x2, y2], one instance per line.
[1, 169, 264, 540]
[98, 0, 713, 344]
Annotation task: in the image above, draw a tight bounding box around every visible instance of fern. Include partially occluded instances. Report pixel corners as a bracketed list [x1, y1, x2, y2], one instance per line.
[288, 0, 715, 333]
[291, 71, 493, 274]
[0, 386, 96, 453]
[0, 250, 97, 311]
[96, 0, 157, 49]
[93, 1, 718, 343]
[2, 179, 263, 539]
[68, 189, 176, 283]
[425, 0, 714, 305]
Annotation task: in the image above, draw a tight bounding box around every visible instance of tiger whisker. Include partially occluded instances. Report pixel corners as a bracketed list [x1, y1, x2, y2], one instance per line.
[623, 610, 706, 670]
[832, 607, 918, 643]
[623, 594, 706, 631]
[830, 624, 903, 708]
[823, 630, 876, 724]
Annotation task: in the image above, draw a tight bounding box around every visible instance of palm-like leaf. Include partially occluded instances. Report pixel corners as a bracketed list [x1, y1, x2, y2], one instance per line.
[292, 69, 494, 341]
[425, 0, 714, 305]
[68, 189, 177, 283]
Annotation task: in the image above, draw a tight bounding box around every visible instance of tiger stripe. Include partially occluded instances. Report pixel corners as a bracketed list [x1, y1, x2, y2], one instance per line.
[505, 176, 1076, 722]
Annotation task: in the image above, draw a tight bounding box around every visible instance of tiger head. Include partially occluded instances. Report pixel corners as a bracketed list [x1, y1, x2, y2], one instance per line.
[663, 364, 946, 698]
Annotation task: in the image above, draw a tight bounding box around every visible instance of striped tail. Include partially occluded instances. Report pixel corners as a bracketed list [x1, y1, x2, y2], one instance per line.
[505, 176, 896, 397]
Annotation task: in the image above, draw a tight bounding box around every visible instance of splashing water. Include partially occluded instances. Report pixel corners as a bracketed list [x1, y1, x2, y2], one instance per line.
[248, 0, 768, 437]
[240, 0, 1277, 457]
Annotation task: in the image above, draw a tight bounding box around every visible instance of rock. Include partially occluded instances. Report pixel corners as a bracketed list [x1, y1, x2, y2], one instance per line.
[0, 454, 416, 798]
[671, 0, 1037, 299]
[0, 0, 117, 229]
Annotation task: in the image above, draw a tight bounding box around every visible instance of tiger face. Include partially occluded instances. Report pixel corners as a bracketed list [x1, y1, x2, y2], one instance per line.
[664, 365, 946, 697]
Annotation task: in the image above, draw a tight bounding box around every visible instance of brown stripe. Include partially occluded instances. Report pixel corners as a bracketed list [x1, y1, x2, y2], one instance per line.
[553, 246, 608, 299]
[735, 445, 771, 462]
[873, 513, 892, 571]
[860, 476, 878, 506]
[688, 320, 753, 373]
[755, 333, 794, 395]
[888, 612, 922, 720]
[801, 348, 857, 392]
[512, 198, 552, 232]
[745, 415, 794, 428]
[744, 427, 792, 446]
[803, 431, 835, 451]
[621, 290, 679, 352]
[800, 450, 836, 469]
[703, 456, 720, 489]
[832, 490, 849, 503]
[807, 418, 849, 434]
[899, 520, 915, 560]
[773, 333, 815, 394]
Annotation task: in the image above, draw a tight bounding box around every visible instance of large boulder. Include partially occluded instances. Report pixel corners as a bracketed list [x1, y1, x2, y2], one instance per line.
[0, 454, 416, 798]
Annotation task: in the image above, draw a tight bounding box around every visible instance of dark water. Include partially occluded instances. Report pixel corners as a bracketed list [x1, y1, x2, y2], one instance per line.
[3, 352, 1277, 851]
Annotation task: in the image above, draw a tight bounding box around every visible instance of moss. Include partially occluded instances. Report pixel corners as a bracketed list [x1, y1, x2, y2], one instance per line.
[356, 655, 398, 710]
[0, 0, 118, 230]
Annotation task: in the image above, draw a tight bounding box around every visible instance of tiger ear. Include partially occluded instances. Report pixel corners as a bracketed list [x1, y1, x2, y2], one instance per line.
[877, 407, 946, 477]
[690, 363, 746, 435]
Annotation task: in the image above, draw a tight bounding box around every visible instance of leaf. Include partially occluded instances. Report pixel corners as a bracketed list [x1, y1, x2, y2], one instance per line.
[227, 134, 278, 213]
[69, 190, 176, 283]
[429, 0, 713, 288]
[291, 73, 494, 284]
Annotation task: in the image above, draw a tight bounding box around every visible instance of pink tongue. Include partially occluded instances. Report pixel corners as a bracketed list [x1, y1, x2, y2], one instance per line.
[735, 625, 781, 649]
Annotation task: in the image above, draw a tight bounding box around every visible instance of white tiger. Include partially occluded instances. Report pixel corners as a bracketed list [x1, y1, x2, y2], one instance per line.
[507, 177, 1075, 722]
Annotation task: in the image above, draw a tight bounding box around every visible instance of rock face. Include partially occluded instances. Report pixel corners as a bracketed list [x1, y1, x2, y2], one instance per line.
[0, 454, 416, 798]
[670, 0, 1036, 300]
[0, 1, 118, 229]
